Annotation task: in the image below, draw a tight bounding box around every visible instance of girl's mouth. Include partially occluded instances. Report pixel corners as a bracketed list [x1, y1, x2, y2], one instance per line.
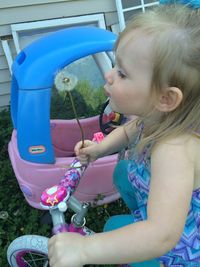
[104, 86, 111, 97]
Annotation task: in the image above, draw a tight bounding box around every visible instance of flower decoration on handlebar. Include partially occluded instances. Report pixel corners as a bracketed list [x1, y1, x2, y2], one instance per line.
[41, 185, 68, 207]
[41, 158, 88, 208]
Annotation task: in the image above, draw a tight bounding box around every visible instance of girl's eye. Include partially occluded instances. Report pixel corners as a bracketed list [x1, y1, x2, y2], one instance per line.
[117, 69, 126, 79]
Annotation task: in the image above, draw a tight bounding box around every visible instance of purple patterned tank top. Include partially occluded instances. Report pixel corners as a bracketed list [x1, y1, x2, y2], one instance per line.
[126, 125, 200, 266]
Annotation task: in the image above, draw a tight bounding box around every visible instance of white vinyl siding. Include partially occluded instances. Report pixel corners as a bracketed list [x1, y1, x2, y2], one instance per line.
[0, 0, 117, 36]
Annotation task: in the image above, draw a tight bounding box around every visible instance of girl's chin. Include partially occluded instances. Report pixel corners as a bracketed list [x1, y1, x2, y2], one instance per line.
[109, 101, 129, 115]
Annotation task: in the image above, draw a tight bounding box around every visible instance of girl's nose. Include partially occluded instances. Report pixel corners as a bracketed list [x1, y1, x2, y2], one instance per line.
[104, 69, 114, 85]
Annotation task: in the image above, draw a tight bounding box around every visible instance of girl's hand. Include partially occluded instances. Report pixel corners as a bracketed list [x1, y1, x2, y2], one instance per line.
[74, 140, 101, 164]
[48, 232, 86, 267]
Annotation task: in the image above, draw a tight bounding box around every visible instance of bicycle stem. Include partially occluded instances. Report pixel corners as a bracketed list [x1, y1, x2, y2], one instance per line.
[50, 208, 68, 234]
[50, 196, 90, 235]
[50, 208, 66, 227]
[68, 195, 84, 213]
[71, 202, 89, 227]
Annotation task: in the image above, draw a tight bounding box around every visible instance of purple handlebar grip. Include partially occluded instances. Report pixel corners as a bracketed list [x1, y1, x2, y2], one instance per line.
[59, 158, 87, 193]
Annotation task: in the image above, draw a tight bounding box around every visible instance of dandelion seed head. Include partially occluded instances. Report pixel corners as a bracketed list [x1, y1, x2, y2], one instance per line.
[54, 67, 78, 92]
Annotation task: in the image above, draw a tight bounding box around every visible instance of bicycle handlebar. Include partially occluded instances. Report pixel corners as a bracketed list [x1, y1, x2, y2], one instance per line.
[40, 157, 87, 209]
[40, 132, 104, 209]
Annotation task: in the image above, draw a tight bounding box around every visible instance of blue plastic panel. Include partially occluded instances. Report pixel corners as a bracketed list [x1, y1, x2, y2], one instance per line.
[12, 26, 117, 89]
[17, 88, 54, 163]
[10, 26, 117, 163]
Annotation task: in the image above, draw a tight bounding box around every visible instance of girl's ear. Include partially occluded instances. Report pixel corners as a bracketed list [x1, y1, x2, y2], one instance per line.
[156, 87, 183, 112]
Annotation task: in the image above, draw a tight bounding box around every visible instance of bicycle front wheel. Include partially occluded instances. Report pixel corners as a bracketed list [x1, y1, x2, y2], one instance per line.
[7, 235, 49, 267]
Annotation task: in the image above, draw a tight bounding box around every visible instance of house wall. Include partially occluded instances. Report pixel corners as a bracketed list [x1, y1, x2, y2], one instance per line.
[0, 0, 118, 109]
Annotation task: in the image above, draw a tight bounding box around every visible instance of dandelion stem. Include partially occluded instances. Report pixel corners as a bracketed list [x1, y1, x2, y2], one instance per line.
[66, 91, 85, 148]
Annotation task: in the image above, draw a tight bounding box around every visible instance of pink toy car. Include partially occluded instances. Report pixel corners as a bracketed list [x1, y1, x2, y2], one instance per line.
[8, 26, 120, 209]
[9, 116, 120, 209]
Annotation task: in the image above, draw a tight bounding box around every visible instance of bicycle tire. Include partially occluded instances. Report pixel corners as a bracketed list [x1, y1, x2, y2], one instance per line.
[7, 235, 49, 267]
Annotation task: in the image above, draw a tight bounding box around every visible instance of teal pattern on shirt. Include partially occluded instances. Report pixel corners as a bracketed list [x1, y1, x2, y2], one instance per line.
[126, 125, 200, 266]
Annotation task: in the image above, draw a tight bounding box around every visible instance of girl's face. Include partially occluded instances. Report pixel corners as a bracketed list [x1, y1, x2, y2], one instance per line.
[104, 31, 154, 116]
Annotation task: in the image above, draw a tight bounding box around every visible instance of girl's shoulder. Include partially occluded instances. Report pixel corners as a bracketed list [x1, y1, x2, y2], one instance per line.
[152, 133, 200, 156]
[152, 133, 200, 190]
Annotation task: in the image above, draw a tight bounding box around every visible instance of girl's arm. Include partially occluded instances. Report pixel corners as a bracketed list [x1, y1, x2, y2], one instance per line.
[96, 120, 135, 157]
[49, 135, 195, 267]
[75, 119, 136, 162]
[81, 136, 194, 265]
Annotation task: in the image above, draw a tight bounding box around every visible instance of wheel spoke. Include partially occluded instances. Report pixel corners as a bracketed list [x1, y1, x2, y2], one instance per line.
[8, 235, 49, 267]
[27, 251, 48, 260]
[16, 250, 48, 267]
[29, 251, 38, 267]
[23, 257, 48, 263]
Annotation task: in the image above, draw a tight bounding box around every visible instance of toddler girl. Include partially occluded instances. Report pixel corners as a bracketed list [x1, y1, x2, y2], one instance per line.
[48, 4, 200, 267]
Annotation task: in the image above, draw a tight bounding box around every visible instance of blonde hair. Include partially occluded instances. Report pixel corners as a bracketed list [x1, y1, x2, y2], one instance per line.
[117, 4, 200, 152]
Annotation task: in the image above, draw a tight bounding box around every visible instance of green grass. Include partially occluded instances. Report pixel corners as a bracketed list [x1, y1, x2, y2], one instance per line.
[0, 82, 129, 266]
